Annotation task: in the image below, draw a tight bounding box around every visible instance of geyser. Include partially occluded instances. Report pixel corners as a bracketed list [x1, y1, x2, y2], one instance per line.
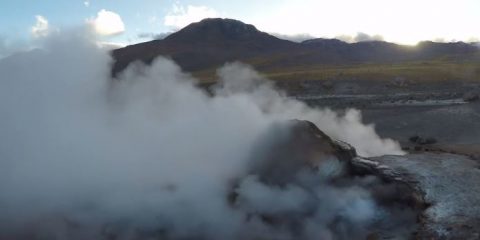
[0, 29, 408, 239]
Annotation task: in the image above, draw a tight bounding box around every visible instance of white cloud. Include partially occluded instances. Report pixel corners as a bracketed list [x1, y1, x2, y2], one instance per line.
[137, 32, 171, 40]
[96, 41, 126, 50]
[31, 15, 50, 38]
[88, 9, 125, 36]
[468, 37, 479, 43]
[270, 33, 315, 42]
[164, 4, 219, 29]
[353, 32, 384, 42]
[0, 36, 15, 59]
[336, 32, 384, 43]
[246, 0, 480, 45]
[84, 1, 90, 7]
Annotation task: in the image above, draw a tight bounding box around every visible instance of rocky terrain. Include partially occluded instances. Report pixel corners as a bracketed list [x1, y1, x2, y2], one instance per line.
[288, 79, 480, 160]
[280, 120, 480, 239]
[367, 154, 480, 239]
[295, 83, 480, 238]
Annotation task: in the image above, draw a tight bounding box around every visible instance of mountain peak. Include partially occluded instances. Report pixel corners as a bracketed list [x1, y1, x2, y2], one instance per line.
[164, 18, 263, 43]
[191, 18, 258, 31]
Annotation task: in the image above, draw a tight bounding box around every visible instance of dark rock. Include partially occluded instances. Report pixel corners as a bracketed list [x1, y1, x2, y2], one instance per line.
[409, 135, 437, 145]
[409, 135, 420, 143]
[424, 137, 437, 145]
[247, 120, 355, 185]
[463, 91, 479, 102]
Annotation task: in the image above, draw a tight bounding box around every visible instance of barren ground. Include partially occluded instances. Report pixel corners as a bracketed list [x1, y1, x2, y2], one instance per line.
[295, 79, 480, 159]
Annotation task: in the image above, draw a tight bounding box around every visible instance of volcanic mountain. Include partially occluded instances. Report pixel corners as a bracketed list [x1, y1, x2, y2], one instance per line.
[112, 18, 480, 81]
[112, 19, 297, 75]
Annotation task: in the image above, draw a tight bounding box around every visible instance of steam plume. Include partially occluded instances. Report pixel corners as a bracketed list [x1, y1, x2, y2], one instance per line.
[0, 28, 404, 239]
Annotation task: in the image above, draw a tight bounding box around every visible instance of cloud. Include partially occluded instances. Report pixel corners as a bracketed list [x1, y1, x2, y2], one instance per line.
[354, 32, 384, 42]
[137, 32, 171, 40]
[0, 36, 12, 58]
[270, 33, 315, 42]
[336, 32, 384, 43]
[97, 41, 126, 50]
[468, 37, 479, 46]
[88, 9, 125, 36]
[0, 35, 34, 60]
[31, 15, 50, 38]
[164, 4, 219, 29]
[84, 0, 90, 7]
[0, 36, 20, 59]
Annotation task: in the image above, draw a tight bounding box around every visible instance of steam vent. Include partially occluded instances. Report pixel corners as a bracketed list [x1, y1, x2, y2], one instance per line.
[2, 13, 480, 240]
[232, 120, 480, 239]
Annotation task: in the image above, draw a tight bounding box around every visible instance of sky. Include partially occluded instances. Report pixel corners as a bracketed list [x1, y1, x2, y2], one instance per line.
[0, 0, 479, 54]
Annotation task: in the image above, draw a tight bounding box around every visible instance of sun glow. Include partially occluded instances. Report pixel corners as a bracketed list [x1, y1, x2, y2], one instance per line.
[245, 0, 479, 45]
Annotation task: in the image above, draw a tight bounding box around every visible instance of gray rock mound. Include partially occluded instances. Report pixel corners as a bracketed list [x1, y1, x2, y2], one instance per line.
[249, 120, 480, 239]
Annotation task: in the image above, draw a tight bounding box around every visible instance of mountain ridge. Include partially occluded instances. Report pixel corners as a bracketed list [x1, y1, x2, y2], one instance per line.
[112, 18, 480, 80]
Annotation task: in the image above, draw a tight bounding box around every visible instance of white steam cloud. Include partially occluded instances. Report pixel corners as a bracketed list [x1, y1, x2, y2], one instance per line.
[0, 28, 404, 239]
[88, 10, 125, 36]
[31, 15, 50, 38]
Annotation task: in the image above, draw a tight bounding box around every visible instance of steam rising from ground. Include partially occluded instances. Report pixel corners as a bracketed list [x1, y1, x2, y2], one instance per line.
[0, 29, 404, 239]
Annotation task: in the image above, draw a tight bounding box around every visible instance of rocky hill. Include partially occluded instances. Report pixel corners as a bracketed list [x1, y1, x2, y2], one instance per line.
[112, 18, 480, 81]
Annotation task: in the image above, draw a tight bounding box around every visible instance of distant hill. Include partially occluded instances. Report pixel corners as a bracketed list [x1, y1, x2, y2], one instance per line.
[112, 18, 480, 82]
[112, 19, 297, 75]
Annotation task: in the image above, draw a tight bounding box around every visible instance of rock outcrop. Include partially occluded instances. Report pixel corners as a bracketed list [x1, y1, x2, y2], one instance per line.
[237, 120, 423, 239]
[370, 154, 480, 239]
[247, 120, 356, 185]
[255, 120, 480, 239]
